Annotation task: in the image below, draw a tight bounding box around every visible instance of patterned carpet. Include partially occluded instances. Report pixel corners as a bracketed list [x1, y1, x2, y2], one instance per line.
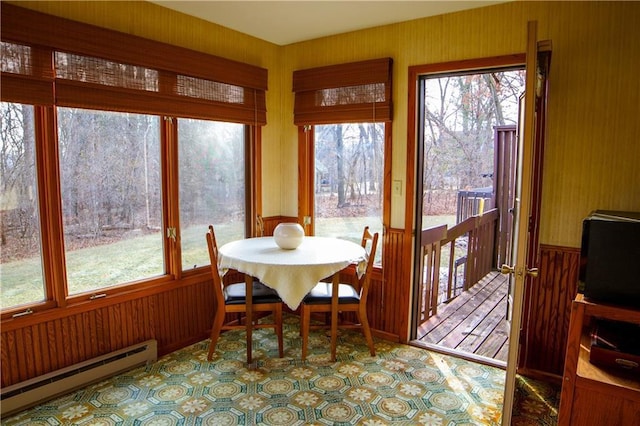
[2, 315, 559, 425]
[511, 375, 560, 426]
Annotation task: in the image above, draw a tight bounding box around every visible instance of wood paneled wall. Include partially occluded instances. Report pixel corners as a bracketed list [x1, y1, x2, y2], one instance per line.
[521, 245, 580, 376]
[1, 278, 214, 388]
[5, 0, 638, 391]
[1, 222, 410, 388]
[379, 228, 411, 340]
[1, 231, 581, 388]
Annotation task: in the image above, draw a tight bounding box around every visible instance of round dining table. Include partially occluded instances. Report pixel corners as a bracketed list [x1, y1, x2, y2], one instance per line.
[218, 236, 367, 363]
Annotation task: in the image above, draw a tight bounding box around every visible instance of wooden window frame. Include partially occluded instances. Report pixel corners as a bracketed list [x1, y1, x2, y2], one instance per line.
[0, 5, 264, 317]
[294, 59, 393, 266]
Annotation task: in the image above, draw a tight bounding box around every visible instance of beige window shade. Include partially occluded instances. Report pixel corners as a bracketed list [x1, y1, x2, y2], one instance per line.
[293, 58, 393, 125]
[0, 4, 267, 125]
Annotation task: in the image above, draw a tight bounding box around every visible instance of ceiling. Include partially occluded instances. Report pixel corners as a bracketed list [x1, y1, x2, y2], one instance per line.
[151, 1, 506, 46]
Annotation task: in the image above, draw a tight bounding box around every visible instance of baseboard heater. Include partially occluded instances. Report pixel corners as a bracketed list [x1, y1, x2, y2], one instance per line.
[0, 339, 157, 417]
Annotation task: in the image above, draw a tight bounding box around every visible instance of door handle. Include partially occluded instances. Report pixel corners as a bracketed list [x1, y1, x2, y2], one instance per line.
[500, 264, 539, 278]
[500, 264, 514, 275]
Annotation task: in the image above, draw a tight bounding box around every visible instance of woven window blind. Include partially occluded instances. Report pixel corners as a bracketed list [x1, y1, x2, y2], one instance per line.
[292, 58, 393, 125]
[0, 4, 267, 125]
[0, 41, 54, 105]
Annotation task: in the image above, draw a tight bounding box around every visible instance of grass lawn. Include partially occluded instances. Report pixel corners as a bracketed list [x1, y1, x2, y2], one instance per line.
[1, 215, 455, 309]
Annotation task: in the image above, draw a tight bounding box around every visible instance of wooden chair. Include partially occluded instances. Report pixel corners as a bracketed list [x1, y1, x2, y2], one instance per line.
[300, 226, 379, 361]
[206, 225, 284, 361]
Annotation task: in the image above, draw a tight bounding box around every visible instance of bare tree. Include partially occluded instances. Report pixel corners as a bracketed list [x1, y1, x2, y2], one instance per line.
[422, 69, 525, 214]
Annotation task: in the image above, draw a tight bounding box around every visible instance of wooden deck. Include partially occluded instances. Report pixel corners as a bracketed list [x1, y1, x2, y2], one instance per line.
[415, 271, 510, 363]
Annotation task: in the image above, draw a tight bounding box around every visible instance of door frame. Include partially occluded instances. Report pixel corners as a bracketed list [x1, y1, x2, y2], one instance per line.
[405, 23, 550, 424]
[407, 55, 525, 342]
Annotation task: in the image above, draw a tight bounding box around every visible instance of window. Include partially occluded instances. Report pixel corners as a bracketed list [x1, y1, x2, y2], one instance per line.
[314, 122, 384, 251]
[178, 119, 246, 270]
[293, 58, 392, 265]
[58, 108, 163, 295]
[0, 102, 45, 309]
[1, 4, 267, 311]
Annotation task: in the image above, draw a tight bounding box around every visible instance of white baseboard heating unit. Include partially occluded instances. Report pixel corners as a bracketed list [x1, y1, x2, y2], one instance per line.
[1, 339, 157, 417]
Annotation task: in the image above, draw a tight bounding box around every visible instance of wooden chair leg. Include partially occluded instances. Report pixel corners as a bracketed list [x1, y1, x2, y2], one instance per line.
[301, 306, 310, 361]
[358, 308, 376, 356]
[275, 305, 284, 358]
[208, 311, 226, 361]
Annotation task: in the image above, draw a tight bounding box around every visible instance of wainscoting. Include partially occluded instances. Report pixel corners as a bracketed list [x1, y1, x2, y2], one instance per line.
[1, 277, 214, 387]
[520, 244, 580, 376]
[0, 227, 578, 389]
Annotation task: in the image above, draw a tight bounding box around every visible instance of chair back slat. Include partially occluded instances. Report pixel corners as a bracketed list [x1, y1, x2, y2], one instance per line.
[206, 225, 225, 305]
[358, 227, 379, 303]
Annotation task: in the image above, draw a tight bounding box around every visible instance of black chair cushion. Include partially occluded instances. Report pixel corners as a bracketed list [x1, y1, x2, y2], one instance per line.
[303, 282, 360, 305]
[224, 281, 282, 305]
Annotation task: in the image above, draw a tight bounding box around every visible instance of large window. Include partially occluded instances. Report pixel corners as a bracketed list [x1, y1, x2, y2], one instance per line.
[0, 102, 45, 309]
[178, 119, 246, 270]
[314, 122, 384, 250]
[58, 108, 164, 295]
[0, 4, 267, 313]
[293, 58, 392, 265]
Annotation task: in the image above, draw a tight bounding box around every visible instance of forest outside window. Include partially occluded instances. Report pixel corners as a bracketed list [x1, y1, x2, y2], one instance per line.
[178, 118, 246, 270]
[58, 108, 164, 295]
[293, 58, 392, 265]
[0, 102, 45, 309]
[0, 4, 267, 312]
[314, 122, 384, 263]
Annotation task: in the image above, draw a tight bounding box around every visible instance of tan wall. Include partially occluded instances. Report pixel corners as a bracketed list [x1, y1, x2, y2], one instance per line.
[14, 0, 640, 247]
[281, 1, 640, 247]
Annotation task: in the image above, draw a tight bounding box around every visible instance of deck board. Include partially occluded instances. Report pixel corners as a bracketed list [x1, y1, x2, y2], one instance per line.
[415, 271, 509, 362]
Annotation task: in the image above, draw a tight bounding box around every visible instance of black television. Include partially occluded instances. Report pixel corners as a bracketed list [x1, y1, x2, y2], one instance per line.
[579, 210, 640, 308]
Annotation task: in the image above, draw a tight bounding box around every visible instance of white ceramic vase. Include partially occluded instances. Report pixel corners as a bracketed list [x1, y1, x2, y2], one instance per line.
[273, 223, 304, 249]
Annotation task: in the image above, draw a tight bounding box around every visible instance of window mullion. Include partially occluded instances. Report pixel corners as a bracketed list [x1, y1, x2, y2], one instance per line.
[162, 116, 181, 279]
[297, 125, 315, 235]
[36, 105, 68, 308]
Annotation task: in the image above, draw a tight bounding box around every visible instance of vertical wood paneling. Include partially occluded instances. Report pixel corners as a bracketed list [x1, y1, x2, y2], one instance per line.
[0, 278, 214, 388]
[3, 331, 15, 384]
[61, 317, 72, 366]
[381, 228, 408, 339]
[73, 314, 83, 363]
[521, 244, 580, 375]
[51, 320, 62, 371]
[38, 322, 50, 375]
[87, 310, 98, 359]
[1, 240, 407, 388]
[13, 329, 24, 383]
[94, 307, 106, 355]
[29, 324, 42, 378]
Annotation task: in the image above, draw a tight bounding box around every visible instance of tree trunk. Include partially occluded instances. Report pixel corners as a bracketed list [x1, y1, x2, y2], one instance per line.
[336, 124, 345, 207]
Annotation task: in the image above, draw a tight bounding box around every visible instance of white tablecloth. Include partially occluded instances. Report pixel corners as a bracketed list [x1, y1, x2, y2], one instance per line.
[218, 237, 367, 310]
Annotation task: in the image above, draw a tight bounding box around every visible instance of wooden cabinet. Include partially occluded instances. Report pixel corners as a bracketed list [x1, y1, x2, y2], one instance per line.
[558, 294, 640, 425]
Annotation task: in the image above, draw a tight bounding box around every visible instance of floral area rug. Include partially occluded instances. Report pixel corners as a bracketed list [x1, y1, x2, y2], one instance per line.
[3, 314, 556, 425]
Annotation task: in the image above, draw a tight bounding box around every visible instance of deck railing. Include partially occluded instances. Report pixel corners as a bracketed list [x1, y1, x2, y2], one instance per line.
[417, 208, 499, 321]
[456, 187, 493, 223]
